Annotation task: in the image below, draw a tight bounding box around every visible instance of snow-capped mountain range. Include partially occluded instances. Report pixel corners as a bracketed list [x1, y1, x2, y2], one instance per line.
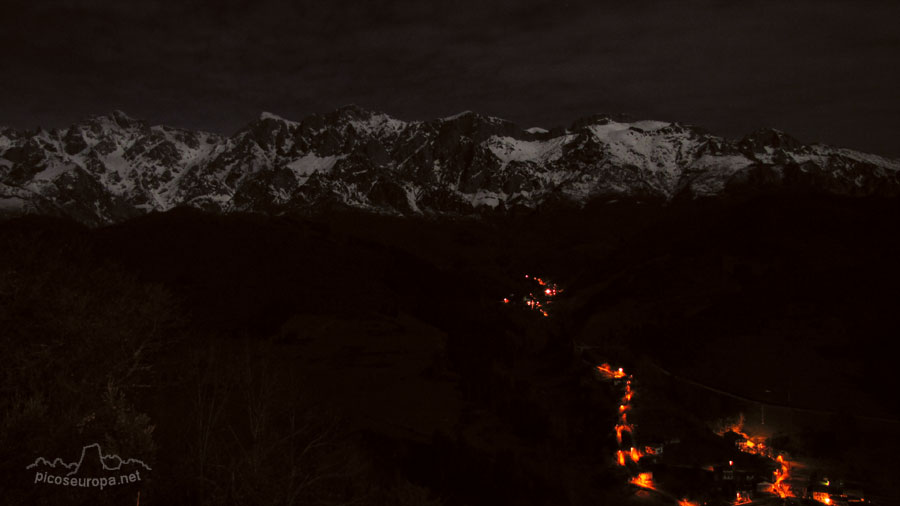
[1, 106, 898, 225]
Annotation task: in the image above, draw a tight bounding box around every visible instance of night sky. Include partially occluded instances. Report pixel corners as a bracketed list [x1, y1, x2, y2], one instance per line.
[3, 0, 899, 156]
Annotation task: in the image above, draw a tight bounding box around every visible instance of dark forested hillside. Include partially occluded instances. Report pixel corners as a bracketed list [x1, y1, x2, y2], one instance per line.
[2, 194, 898, 505]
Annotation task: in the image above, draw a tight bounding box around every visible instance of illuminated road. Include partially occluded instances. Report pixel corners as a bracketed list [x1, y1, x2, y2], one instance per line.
[594, 358, 810, 506]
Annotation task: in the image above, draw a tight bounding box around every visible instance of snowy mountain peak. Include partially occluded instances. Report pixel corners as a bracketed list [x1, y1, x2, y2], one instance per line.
[442, 110, 475, 121]
[570, 113, 636, 129]
[258, 111, 292, 123]
[739, 128, 803, 151]
[335, 103, 372, 115]
[83, 110, 143, 130]
[1, 108, 898, 225]
[110, 109, 136, 122]
[440, 110, 510, 126]
[330, 104, 389, 123]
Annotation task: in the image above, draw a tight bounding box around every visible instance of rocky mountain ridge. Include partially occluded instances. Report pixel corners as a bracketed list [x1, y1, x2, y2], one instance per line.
[2, 106, 898, 225]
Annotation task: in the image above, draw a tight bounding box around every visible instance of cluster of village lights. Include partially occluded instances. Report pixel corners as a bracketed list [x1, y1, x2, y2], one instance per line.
[501, 274, 561, 317]
[718, 417, 795, 502]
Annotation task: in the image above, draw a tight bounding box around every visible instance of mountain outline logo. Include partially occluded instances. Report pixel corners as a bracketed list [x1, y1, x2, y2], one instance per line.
[27, 443, 152, 476]
[27, 443, 150, 489]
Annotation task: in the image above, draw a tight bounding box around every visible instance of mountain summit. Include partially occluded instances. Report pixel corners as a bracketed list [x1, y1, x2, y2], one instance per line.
[1, 108, 898, 225]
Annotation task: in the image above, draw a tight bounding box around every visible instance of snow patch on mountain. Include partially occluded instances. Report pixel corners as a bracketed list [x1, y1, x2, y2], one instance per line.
[486, 135, 571, 167]
[0, 196, 26, 210]
[32, 159, 73, 182]
[286, 153, 343, 178]
[469, 189, 503, 208]
[631, 120, 671, 131]
[686, 154, 755, 196]
[403, 183, 422, 213]
[349, 113, 408, 138]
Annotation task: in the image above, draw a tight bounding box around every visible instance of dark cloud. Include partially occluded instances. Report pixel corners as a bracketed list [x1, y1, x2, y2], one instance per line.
[2, 0, 899, 156]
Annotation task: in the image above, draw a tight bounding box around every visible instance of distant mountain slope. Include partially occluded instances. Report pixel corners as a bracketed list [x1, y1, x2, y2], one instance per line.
[2, 106, 898, 224]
